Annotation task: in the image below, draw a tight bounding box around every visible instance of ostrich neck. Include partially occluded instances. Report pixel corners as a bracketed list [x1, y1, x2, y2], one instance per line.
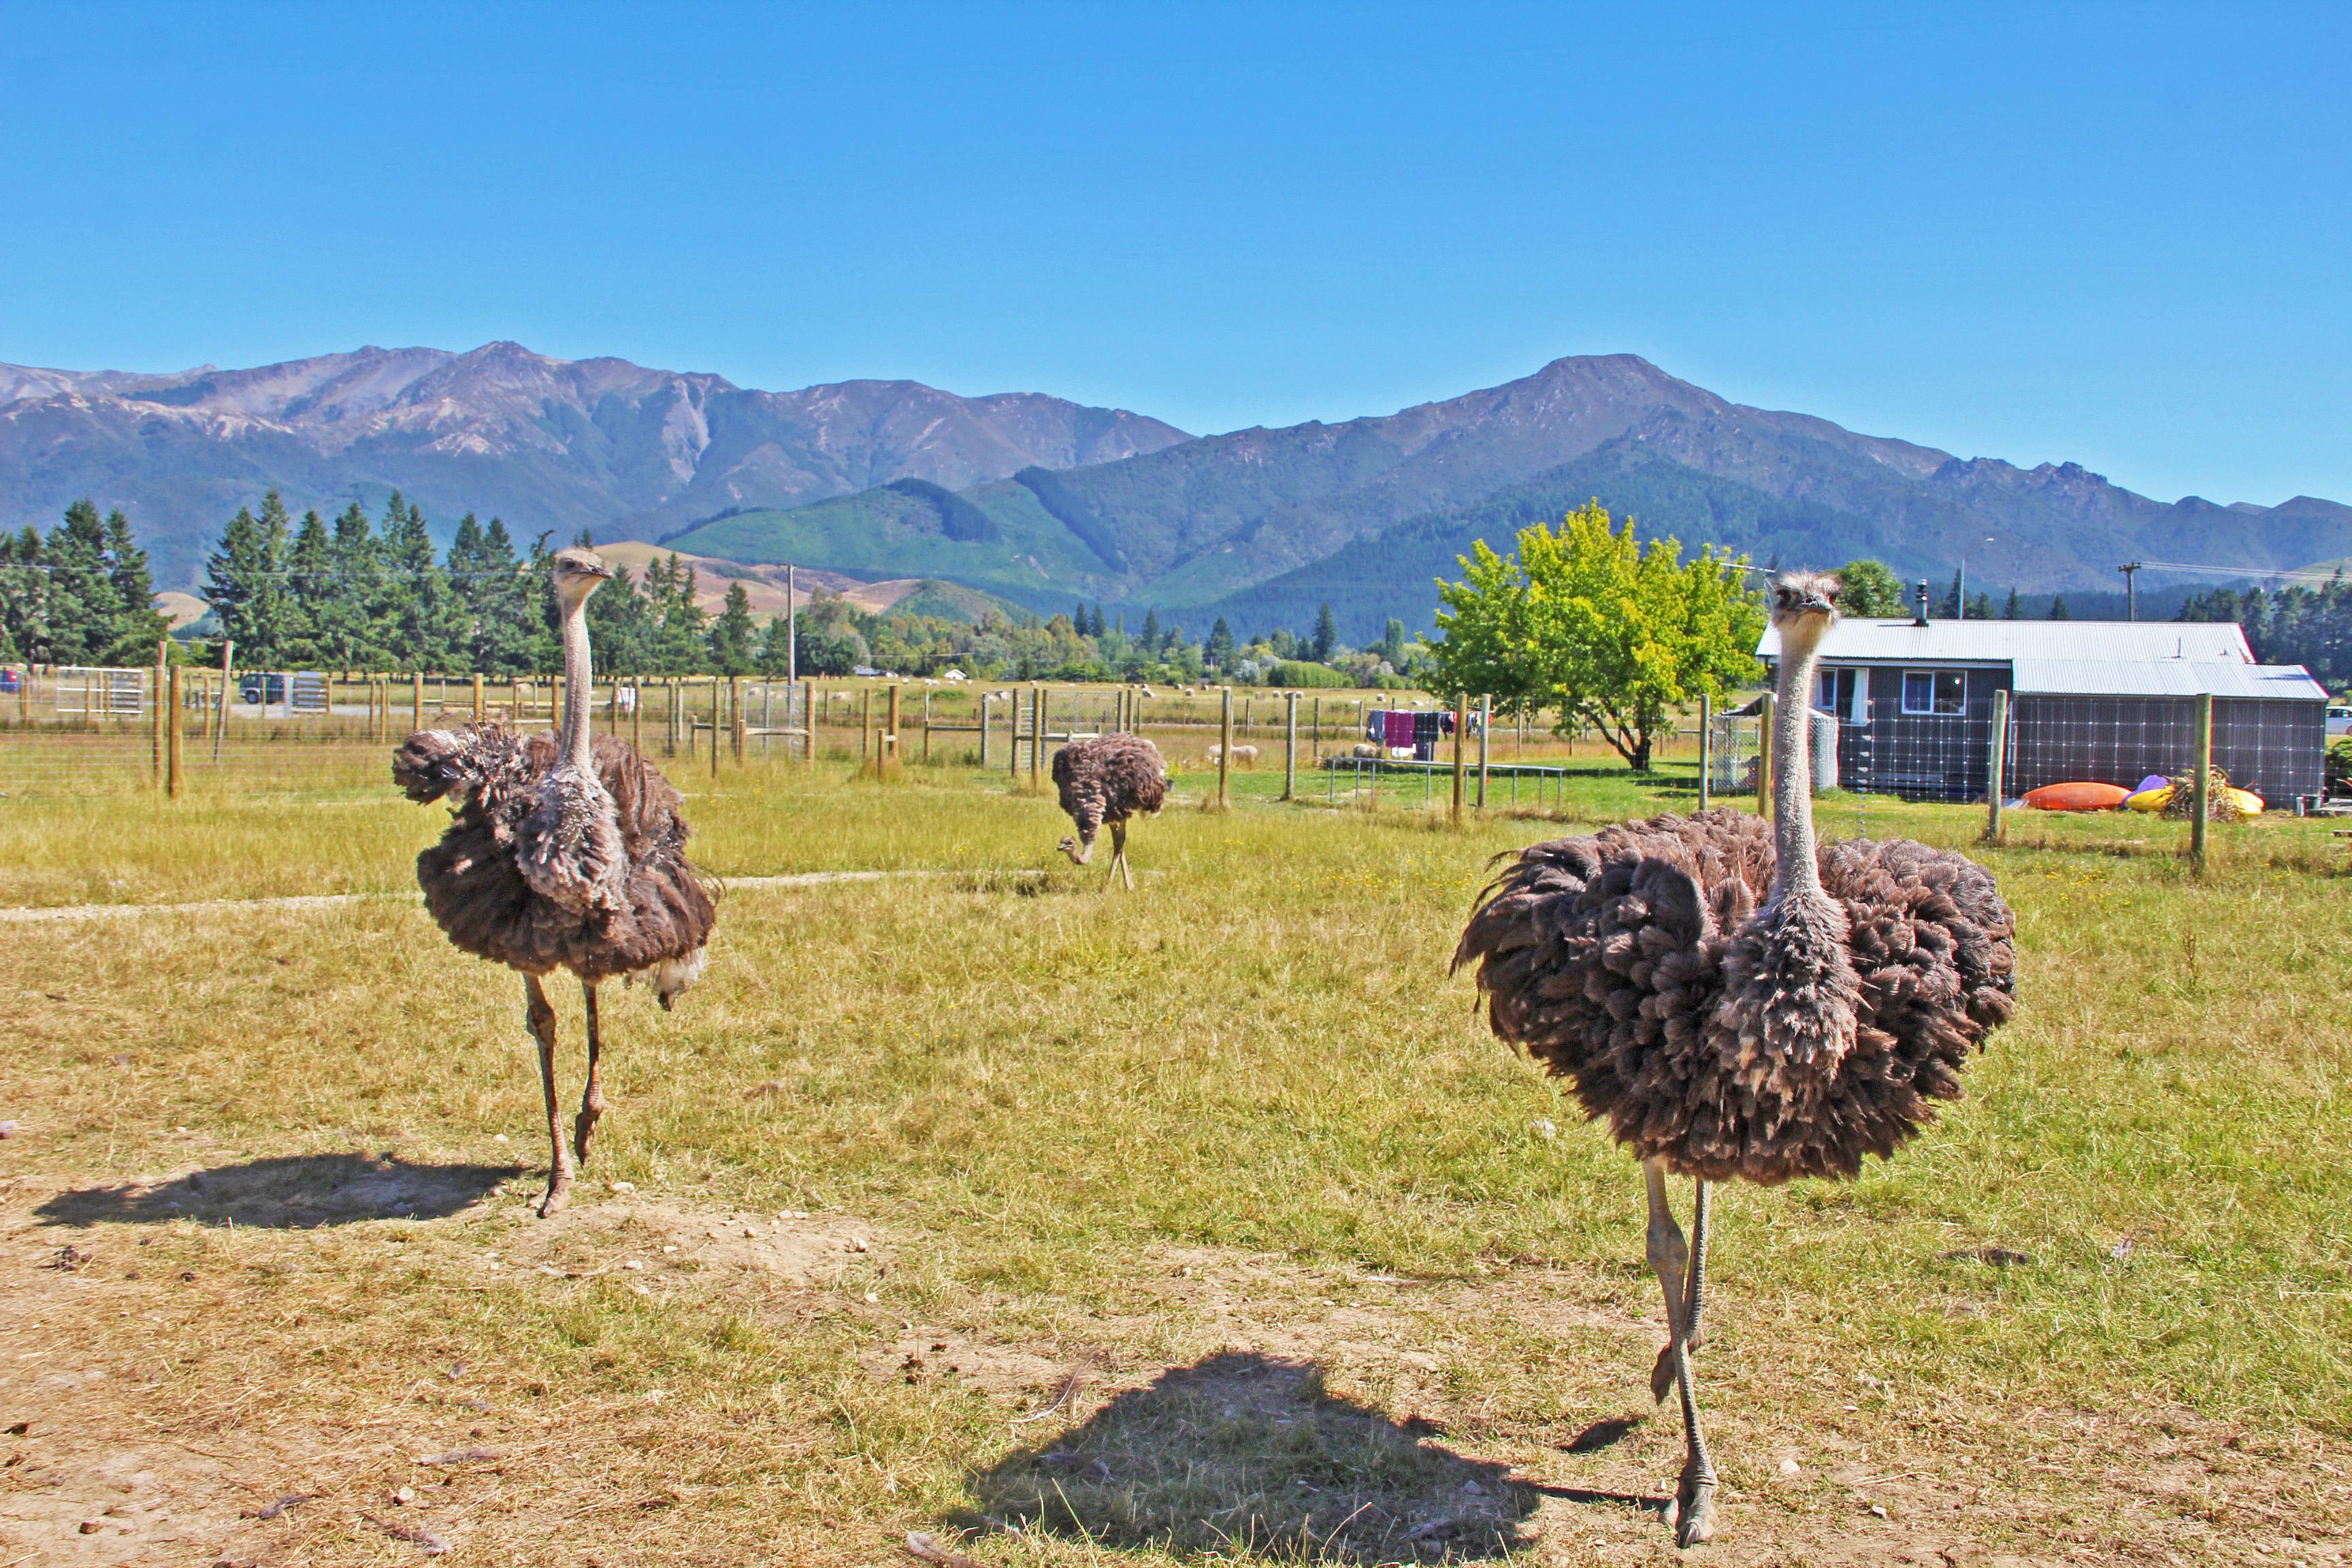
[557, 594, 595, 770]
[1771, 630, 1823, 898]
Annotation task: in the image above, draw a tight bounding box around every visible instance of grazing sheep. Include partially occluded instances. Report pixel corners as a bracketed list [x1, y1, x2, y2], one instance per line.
[1205, 743, 1260, 768]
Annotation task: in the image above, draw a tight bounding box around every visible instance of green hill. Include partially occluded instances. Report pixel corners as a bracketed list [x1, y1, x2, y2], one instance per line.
[664, 479, 1118, 605]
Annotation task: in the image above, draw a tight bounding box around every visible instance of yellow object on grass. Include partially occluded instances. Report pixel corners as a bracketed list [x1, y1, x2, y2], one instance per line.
[2130, 783, 2264, 815]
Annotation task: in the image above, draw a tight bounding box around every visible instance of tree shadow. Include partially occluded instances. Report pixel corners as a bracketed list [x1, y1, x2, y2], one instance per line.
[35, 1154, 525, 1230]
[957, 1351, 1538, 1562]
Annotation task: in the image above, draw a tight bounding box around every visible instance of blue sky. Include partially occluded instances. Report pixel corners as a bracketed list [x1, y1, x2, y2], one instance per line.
[1, 3, 2346, 506]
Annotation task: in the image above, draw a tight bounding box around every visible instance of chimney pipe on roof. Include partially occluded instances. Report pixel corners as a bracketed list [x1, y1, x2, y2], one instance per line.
[1914, 579, 1931, 627]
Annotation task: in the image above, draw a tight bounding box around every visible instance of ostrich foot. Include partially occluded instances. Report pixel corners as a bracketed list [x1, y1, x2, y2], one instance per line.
[538, 1173, 574, 1218]
[1663, 1468, 1718, 1546]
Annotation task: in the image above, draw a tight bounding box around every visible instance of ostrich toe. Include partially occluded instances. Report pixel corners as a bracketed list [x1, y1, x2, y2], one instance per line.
[1665, 1471, 1718, 1546]
[538, 1176, 573, 1219]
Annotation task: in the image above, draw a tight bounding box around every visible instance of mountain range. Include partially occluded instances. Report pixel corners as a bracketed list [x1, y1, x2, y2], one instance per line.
[5, 342, 2347, 638]
[0, 342, 1189, 589]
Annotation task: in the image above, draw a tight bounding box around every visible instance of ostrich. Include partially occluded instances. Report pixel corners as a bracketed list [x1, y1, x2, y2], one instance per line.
[1452, 571, 2014, 1546]
[1051, 733, 1168, 889]
[393, 548, 716, 1217]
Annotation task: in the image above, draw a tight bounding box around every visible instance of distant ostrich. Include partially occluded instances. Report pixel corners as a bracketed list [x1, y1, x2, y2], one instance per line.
[1052, 733, 1168, 890]
[1453, 572, 2015, 1546]
[393, 548, 715, 1217]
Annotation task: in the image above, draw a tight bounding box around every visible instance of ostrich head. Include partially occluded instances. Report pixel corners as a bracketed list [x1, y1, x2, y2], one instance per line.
[552, 547, 616, 606]
[1057, 832, 1095, 866]
[1769, 570, 1840, 655]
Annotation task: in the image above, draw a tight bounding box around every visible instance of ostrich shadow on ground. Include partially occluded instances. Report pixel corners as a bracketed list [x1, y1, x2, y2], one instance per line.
[35, 1153, 524, 1230]
[957, 1352, 1541, 1562]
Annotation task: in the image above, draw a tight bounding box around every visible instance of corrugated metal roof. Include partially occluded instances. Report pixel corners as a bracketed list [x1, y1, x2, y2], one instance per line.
[1758, 618, 2253, 664]
[2008, 659, 2326, 700]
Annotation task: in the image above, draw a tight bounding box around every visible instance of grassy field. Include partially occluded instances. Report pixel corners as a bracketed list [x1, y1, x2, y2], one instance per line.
[3, 747, 2349, 1566]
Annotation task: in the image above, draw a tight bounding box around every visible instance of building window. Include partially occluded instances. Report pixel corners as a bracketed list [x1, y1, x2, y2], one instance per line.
[1901, 670, 1965, 716]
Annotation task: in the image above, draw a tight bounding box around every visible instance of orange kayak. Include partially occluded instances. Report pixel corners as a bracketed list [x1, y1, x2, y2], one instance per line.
[2022, 781, 2129, 811]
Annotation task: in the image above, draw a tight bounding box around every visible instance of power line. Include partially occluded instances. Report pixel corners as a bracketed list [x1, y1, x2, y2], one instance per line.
[2119, 558, 2350, 583]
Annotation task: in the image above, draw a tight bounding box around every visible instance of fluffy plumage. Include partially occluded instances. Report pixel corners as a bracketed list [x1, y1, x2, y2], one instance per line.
[1456, 810, 2014, 1183]
[395, 725, 715, 997]
[1051, 734, 1168, 860]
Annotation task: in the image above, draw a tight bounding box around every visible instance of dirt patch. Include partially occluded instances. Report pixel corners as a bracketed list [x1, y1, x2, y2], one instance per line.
[506, 1194, 891, 1286]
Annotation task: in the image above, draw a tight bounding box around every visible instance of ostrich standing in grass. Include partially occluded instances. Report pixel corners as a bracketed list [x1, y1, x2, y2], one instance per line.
[1453, 572, 2014, 1545]
[394, 548, 715, 1216]
[1052, 733, 1168, 889]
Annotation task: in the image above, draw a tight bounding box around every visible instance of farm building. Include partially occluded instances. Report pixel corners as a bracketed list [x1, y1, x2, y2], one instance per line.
[1756, 615, 2328, 806]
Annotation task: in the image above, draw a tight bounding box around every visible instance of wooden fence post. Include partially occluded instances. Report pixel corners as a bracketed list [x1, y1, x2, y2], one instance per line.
[2191, 692, 2212, 872]
[166, 663, 184, 798]
[213, 640, 233, 764]
[1218, 686, 1232, 807]
[152, 641, 167, 785]
[1984, 689, 2010, 845]
[1451, 694, 1467, 825]
[730, 676, 746, 764]
[1756, 693, 1774, 819]
[713, 678, 724, 779]
[1698, 692, 1713, 813]
[1282, 691, 1297, 800]
[1477, 693, 1490, 810]
[412, 672, 424, 732]
[979, 691, 992, 768]
[1030, 688, 1043, 787]
[885, 683, 900, 774]
[472, 673, 485, 722]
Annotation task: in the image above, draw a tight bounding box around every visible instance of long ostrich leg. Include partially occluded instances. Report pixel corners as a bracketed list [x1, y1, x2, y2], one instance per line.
[1644, 1158, 1690, 1395]
[526, 974, 575, 1217]
[574, 979, 608, 1164]
[1652, 1177, 1712, 1398]
[1644, 1160, 1717, 1544]
[1110, 821, 1132, 891]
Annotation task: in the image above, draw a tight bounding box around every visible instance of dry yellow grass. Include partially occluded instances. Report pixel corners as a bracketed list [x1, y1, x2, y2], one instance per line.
[2, 750, 2349, 1565]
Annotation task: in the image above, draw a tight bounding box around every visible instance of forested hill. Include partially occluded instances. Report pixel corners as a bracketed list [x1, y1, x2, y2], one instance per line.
[669, 355, 2352, 639]
[0, 342, 1191, 589]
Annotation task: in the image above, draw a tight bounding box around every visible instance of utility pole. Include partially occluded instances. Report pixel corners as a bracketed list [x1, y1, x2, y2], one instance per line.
[2120, 562, 2142, 622]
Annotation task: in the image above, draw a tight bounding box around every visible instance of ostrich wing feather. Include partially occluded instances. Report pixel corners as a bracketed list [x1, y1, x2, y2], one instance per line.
[1456, 809, 2014, 1185]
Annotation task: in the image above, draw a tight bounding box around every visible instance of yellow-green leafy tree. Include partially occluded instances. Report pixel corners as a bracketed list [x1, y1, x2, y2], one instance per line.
[1422, 500, 1763, 772]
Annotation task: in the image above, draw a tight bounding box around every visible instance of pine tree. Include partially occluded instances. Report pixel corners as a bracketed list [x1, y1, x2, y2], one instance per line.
[757, 609, 796, 676]
[0, 525, 44, 661]
[100, 508, 167, 662]
[42, 499, 129, 665]
[1139, 608, 1160, 651]
[709, 581, 758, 674]
[1091, 603, 1107, 642]
[1205, 615, 1236, 671]
[323, 502, 387, 667]
[2048, 594, 2071, 621]
[380, 493, 457, 671]
[2002, 587, 2021, 620]
[284, 510, 336, 664]
[202, 494, 294, 663]
[1311, 602, 1337, 662]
